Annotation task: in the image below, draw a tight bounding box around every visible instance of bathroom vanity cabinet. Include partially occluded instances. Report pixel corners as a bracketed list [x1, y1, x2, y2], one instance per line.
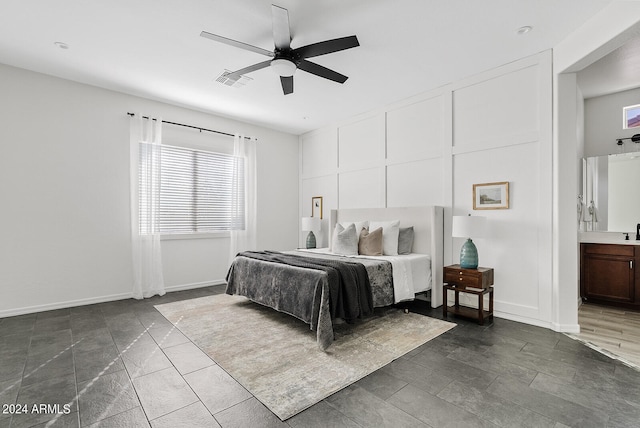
[580, 243, 640, 308]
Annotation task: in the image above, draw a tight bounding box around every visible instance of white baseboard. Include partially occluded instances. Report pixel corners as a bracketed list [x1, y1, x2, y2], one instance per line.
[0, 279, 226, 319]
[164, 280, 225, 293]
[551, 322, 581, 334]
[0, 292, 134, 318]
[493, 311, 580, 333]
[492, 311, 553, 330]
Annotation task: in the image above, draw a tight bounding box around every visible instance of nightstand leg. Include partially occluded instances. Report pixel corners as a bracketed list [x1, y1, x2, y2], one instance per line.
[442, 286, 447, 318]
[479, 292, 484, 325]
[489, 289, 494, 315]
[454, 290, 459, 309]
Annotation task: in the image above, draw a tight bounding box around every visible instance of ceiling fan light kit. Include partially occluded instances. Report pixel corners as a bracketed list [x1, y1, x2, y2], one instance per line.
[270, 59, 296, 77]
[201, 4, 359, 95]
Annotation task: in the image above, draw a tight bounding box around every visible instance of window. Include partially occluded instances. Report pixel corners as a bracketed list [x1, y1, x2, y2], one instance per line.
[139, 142, 244, 235]
[623, 103, 640, 129]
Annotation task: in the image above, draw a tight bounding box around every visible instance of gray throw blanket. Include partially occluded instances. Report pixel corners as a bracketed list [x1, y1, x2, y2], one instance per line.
[225, 250, 375, 350]
[230, 251, 373, 321]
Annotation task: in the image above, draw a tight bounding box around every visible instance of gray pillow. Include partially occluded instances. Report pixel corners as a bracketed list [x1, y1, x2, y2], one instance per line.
[332, 223, 358, 255]
[359, 227, 383, 256]
[398, 226, 414, 255]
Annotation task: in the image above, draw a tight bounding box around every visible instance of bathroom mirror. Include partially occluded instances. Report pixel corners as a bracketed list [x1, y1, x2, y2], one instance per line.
[582, 152, 640, 232]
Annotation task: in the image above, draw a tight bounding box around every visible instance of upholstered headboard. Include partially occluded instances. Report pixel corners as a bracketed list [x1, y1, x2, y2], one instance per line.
[329, 206, 444, 308]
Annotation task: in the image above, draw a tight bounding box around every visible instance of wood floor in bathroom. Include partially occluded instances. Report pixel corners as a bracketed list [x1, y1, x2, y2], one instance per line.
[575, 302, 640, 369]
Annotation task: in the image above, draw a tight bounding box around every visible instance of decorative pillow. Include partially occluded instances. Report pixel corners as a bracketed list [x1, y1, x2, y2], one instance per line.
[398, 226, 415, 255]
[358, 227, 383, 256]
[330, 221, 368, 251]
[341, 221, 369, 235]
[329, 220, 369, 252]
[331, 223, 358, 255]
[368, 220, 401, 255]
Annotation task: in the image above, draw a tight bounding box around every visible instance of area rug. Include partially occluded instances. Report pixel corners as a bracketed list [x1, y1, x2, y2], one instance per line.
[155, 294, 455, 420]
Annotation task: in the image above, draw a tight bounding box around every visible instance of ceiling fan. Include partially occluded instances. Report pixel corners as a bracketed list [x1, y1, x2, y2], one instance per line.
[200, 4, 359, 95]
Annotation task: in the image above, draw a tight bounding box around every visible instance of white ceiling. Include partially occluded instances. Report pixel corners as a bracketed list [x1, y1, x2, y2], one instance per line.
[0, 0, 614, 135]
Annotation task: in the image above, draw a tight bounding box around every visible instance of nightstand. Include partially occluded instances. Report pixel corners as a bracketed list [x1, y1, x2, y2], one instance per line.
[443, 264, 494, 325]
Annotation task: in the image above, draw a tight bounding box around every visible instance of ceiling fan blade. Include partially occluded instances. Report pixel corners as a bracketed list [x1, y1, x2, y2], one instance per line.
[272, 5, 291, 50]
[226, 60, 273, 79]
[200, 31, 274, 57]
[280, 76, 294, 95]
[293, 35, 359, 59]
[298, 60, 348, 84]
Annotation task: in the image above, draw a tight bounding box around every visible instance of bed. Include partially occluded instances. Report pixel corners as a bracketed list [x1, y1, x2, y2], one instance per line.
[225, 206, 444, 350]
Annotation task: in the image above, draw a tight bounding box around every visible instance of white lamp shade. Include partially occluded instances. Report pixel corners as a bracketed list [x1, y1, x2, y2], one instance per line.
[301, 216, 321, 232]
[452, 215, 486, 238]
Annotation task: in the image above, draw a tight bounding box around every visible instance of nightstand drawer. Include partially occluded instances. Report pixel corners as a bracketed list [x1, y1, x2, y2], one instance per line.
[444, 265, 494, 289]
[445, 272, 480, 288]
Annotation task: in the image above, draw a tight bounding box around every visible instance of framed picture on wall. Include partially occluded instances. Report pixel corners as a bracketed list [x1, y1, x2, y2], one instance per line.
[473, 182, 509, 210]
[312, 196, 323, 219]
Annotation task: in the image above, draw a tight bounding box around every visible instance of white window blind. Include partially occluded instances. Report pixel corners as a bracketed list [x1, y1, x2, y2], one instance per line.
[139, 142, 245, 234]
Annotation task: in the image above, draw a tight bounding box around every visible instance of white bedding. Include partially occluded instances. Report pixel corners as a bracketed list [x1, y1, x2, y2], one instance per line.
[299, 248, 431, 303]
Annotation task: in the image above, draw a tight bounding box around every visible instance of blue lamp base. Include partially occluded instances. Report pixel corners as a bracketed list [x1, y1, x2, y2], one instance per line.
[306, 231, 317, 249]
[459, 238, 479, 269]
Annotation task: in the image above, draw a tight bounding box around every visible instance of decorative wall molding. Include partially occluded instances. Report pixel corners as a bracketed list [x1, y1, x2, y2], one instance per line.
[300, 50, 556, 328]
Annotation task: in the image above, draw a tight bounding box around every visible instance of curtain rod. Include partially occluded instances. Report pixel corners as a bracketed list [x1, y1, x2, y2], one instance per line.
[127, 112, 255, 141]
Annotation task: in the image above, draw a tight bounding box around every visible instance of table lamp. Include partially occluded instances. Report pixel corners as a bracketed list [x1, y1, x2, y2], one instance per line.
[301, 217, 321, 249]
[452, 215, 486, 269]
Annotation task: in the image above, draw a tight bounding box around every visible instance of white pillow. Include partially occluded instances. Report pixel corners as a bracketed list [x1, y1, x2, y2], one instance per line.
[331, 223, 359, 255]
[369, 220, 400, 255]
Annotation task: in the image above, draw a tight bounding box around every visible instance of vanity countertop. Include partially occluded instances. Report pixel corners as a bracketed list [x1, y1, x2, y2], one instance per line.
[580, 232, 640, 245]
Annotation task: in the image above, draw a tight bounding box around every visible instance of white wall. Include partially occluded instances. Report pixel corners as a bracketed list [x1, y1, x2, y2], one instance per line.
[0, 63, 299, 317]
[584, 87, 640, 157]
[299, 51, 556, 329]
[451, 53, 553, 325]
[552, 72, 582, 331]
[299, 90, 448, 248]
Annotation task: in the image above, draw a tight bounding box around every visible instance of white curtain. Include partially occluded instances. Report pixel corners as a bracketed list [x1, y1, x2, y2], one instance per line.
[130, 114, 165, 299]
[229, 133, 257, 264]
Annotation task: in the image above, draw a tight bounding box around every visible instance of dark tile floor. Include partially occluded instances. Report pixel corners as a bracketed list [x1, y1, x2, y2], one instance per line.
[1, 285, 639, 427]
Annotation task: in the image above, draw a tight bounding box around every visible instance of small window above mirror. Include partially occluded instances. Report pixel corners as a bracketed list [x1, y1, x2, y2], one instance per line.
[623, 103, 640, 129]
